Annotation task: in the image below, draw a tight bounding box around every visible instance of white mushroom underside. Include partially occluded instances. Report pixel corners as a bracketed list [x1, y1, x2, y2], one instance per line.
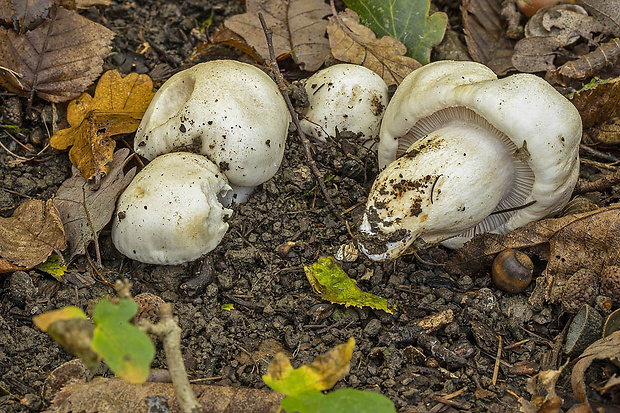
[359, 109, 535, 260]
[401, 107, 535, 245]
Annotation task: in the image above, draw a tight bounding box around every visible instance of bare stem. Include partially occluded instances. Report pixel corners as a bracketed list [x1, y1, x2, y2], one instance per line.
[139, 303, 202, 413]
[257, 13, 344, 223]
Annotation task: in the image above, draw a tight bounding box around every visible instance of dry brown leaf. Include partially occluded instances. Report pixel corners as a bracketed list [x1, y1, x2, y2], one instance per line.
[569, 76, 620, 128]
[0, 6, 114, 103]
[50, 70, 154, 183]
[570, 331, 620, 410]
[11, 0, 53, 31]
[0, 0, 15, 22]
[578, 0, 620, 36]
[326, 9, 421, 86]
[558, 38, 620, 79]
[519, 367, 564, 413]
[0, 198, 66, 272]
[447, 204, 620, 308]
[48, 376, 283, 413]
[512, 36, 564, 73]
[223, 0, 331, 71]
[60, 0, 110, 9]
[54, 148, 136, 261]
[208, 26, 265, 64]
[461, 0, 516, 75]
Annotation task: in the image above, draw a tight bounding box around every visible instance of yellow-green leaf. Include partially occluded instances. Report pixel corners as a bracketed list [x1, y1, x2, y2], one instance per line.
[263, 338, 355, 395]
[221, 304, 234, 311]
[36, 252, 67, 281]
[91, 298, 155, 384]
[33, 306, 87, 331]
[304, 257, 395, 313]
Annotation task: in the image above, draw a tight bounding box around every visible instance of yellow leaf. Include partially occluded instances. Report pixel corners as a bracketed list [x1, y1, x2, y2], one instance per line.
[33, 306, 88, 332]
[263, 338, 355, 395]
[50, 70, 155, 183]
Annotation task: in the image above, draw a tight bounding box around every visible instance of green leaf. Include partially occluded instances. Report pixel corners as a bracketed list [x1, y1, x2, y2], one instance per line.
[91, 298, 155, 384]
[343, 0, 447, 64]
[263, 338, 355, 395]
[305, 257, 395, 313]
[282, 389, 396, 413]
[221, 303, 234, 311]
[36, 252, 67, 281]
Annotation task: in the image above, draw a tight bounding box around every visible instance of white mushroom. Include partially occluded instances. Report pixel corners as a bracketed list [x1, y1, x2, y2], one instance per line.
[112, 152, 232, 265]
[359, 60, 582, 261]
[134, 60, 291, 204]
[299, 64, 388, 144]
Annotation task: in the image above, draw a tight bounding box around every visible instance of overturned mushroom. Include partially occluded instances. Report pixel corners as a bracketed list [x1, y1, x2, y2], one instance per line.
[134, 60, 291, 203]
[299, 64, 388, 144]
[112, 152, 232, 265]
[359, 61, 581, 261]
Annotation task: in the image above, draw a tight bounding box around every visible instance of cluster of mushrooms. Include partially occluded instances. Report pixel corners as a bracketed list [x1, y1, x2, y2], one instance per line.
[112, 59, 581, 266]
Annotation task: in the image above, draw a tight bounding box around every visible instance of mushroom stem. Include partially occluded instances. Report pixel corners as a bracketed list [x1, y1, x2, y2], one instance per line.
[360, 121, 518, 261]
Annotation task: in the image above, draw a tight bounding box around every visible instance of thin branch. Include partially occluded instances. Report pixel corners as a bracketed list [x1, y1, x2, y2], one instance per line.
[138, 303, 203, 413]
[258, 13, 344, 223]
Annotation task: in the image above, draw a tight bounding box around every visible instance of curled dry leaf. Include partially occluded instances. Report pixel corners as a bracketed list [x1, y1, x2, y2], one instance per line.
[327, 9, 421, 86]
[447, 205, 620, 309]
[223, 0, 331, 71]
[558, 38, 620, 79]
[0, 6, 114, 103]
[461, 0, 516, 75]
[569, 76, 620, 128]
[50, 71, 153, 183]
[54, 148, 137, 261]
[48, 377, 283, 413]
[519, 366, 564, 413]
[571, 331, 620, 410]
[0, 198, 67, 273]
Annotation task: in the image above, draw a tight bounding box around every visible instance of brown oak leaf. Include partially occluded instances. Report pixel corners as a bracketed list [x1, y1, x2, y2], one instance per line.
[0, 6, 114, 103]
[327, 9, 421, 86]
[223, 0, 331, 71]
[447, 204, 620, 309]
[50, 70, 154, 183]
[54, 148, 136, 261]
[461, 0, 516, 75]
[0, 198, 67, 273]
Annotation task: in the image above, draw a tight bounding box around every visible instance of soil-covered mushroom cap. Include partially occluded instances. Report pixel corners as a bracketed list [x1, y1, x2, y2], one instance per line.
[111, 152, 232, 265]
[134, 60, 291, 203]
[360, 60, 582, 261]
[300, 64, 388, 143]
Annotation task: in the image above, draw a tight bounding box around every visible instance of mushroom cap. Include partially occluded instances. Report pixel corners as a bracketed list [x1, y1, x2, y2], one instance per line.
[134, 60, 291, 191]
[111, 152, 232, 265]
[368, 61, 581, 254]
[300, 64, 388, 143]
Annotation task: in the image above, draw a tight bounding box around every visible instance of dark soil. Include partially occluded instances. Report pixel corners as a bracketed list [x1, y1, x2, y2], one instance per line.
[0, 0, 618, 412]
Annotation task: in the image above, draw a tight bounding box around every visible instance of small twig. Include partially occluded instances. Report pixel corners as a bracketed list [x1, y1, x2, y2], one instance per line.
[258, 13, 344, 223]
[580, 143, 619, 162]
[138, 303, 203, 413]
[580, 158, 619, 171]
[575, 169, 620, 193]
[492, 335, 502, 386]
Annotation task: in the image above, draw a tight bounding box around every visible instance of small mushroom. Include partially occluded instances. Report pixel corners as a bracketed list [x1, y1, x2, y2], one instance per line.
[111, 152, 232, 265]
[492, 249, 533, 293]
[299, 64, 388, 144]
[359, 61, 581, 261]
[134, 60, 291, 203]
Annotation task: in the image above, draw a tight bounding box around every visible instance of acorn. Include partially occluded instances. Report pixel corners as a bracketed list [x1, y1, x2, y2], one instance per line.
[492, 249, 534, 293]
